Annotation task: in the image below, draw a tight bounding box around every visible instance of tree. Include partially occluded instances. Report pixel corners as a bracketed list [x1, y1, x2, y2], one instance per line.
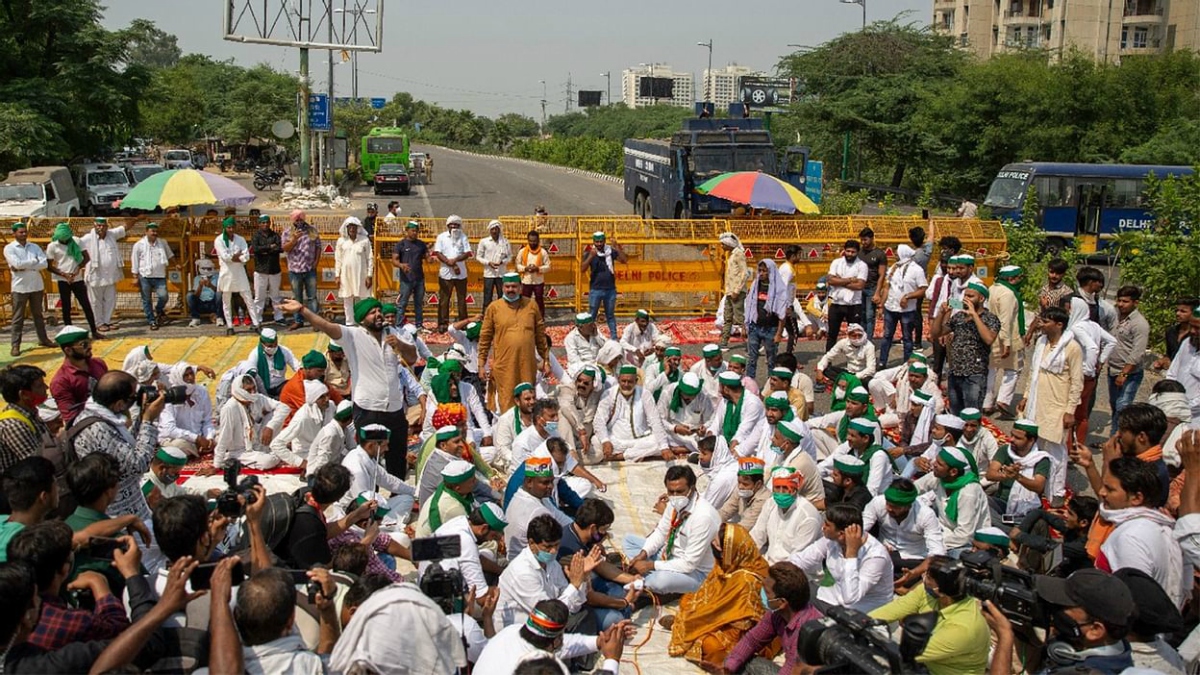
[121, 19, 181, 70]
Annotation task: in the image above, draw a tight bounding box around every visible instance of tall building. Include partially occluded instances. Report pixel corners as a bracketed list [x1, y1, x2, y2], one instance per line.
[621, 64, 694, 109]
[701, 64, 766, 109]
[933, 0, 1200, 60]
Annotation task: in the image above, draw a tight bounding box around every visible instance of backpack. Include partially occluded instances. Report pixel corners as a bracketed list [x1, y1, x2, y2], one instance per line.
[44, 416, 109, 519]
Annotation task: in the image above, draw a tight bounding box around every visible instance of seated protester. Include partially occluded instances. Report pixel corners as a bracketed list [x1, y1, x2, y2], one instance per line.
[493, 514, 596, 631]
[278, 464, 370, 569]
[766, 419, 825, 510]
[324, 342, 351, 401]
[305, 399, 356, 479]
[336, 573, 392, 631]
[143, 446, 199, 508]
[327, 516, 407, 584]
[278, 350, 335, 426]
[329, 582, 470, 674]
[1092, 456, 1186, 608]
[564, 313, 606, 368]
[788, 503, 894, 613]
[726, 355, 761, 396]
[750, 467, 824, 564]
[620, 309, 659, 366]
[331, 543, 370, 577]
[688, 343, 728, 407]
[510, 398, 563, 470]
[904, 413, 967, 477]
[667, 523, 777, 668]
[1114, 567, 1188, 675]
[158, 362, 216, 458]
[557, 364, 602, 459]
[640, 333, 672, 376]
[821, 417, 895, 497]
[915, 445, 990, 555]
[0, 554, 200, 674]
[214, 373, 286, 470]
[425, 359, 493, 448]
[415, 459, 478, 537]
[269, 379, 334, 469]
[424, 503, 508, 613]
[807, 385, 878, 461]
[340, 424, 417, 529]
[504, 436, 600, 514]
[970, 527, 1012, 561]
[764, 367, 807, 422]
[658, 372, 715, 456]
[645, 345, 683, 403]
[446, 317, 484, 395]
[505, 449, 573, 560]
[240, 328, 299, 398]
[415, 412, 500, 507]
[493, 382, 537, 471]
[898, 389, 937, 449]
[826, 455, 873, 511]
[723, 561, 822, 675]
[7, 521, 132, 650]
[593, 340, 625, 390]
[1011, 496, 1098, 576]
[624, 466, 722, 595]
[871, 358, 942, 430]
[754, 392, 797, 461]
[234, 567, 340, 672]
[816, 322, 877, 387]
[773, 353, 815, 419]
[720, 457, 771, 526]
[985, 419, 1051, 525]
[868, 555, 991, 675]
[593, 365, 671, 462]
[476, 599, 616, 675]
[555, 499, 640, 631]
[705, 371, 767, 459]
[862, 479, 946, 589]
[958, 408, 1000, 479]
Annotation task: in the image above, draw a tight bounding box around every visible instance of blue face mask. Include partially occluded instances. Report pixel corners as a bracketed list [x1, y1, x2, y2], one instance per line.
[535, 549, 555, 565]
[760, 588, 779, 610]
[543, 421, 559, 436]
[503, 292, 520, 303]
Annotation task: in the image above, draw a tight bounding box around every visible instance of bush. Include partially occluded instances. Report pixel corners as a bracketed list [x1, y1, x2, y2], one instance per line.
[509, 137, 623, 176]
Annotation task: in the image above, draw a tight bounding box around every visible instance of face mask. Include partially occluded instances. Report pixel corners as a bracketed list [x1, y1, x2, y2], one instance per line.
[28, 392, 48, 408]
[503, 292, 520, 303]
[760, 589, 777, 610]
[699, 459, 711, 469]
[543, 421, 559, 436]
[263, 345, 278, 357]
[773, 492, 797, 510]
[769, 444, 784, 456]
[162, 471, 180, 484]
[535, 549, 555, 565]
[667, 494, 691, 512]
[591, 530, 606, 543]
[737, 489, 755, 499]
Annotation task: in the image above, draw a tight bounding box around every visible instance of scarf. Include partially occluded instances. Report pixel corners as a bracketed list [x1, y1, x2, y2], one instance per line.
[229, 377, 264, 451]
[594, 245, 614, 274]
[428, 482, 474, 532]
[910, 400, 935, 446]
[1084, 446, 1165, 556]
[519, 245, 545, 271]
[664, 503, 690, 559]
[669, 385, 688, 414]
[743, 260, 790, 325]
[168, 362, 197, 406]
[941, 471, 978, 525]
[620, 388, 649, 438]
[1025, 332, 1075, 414]
[430, 373, 459, 404]
[513, 408, 526, 436]
[256, 345, 285, 389]
[1004, 443, 1051, 515]
[721, 391, 745, 444]
[830, 373, 862, 412]
[81, 399, 136, 446]
[997, 279, 1026, 336]
[835, 406, 878, 443]
[53, 223, 84, 264]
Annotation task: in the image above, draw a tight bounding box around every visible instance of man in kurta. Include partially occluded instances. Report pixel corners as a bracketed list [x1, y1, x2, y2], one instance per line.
[214, 216, 262, 335]
[719, 232, 749, 349]
[984, 265, 1027, 418]
[706, 371, 766, 458]
[415, 459, 478, 537]
[79, 217, 126, 332]
[594, 365, 671, 462]
[658, 372, 714, 455]
[479, 273, 551, 413]
[1020, 306, 1083, 500]
[563, 313, 606, 368]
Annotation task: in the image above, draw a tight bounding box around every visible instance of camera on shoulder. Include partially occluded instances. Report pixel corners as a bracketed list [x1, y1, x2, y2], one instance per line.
[412, 535, 466, 614]
[215, 461, 259, 518]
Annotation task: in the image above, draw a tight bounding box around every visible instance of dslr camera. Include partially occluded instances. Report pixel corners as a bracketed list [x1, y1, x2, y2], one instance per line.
[140, 384, 189, 406]
[215, 461, 259, 518]
[959, 549, 1046, 631]
[412, 535, 465, 614]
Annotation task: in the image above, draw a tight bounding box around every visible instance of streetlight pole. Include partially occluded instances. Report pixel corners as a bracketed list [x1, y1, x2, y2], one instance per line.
[539, 79, 547, 136]
[327, 1, 335, 186]
[601, 72, 611, 105]
[697, 39, 713, 101]
[840, 0, 867, 29]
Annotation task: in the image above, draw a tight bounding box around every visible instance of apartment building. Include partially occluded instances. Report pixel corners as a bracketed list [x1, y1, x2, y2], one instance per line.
[701, 64, 767, 108]
[621, 64, 695, 109]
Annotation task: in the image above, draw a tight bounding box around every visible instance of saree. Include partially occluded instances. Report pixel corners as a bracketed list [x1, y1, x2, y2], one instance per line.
[667, 524, 780, 665]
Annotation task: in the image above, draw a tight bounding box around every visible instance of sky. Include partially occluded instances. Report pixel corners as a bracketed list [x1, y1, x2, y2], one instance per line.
[100, 0, 929, 120]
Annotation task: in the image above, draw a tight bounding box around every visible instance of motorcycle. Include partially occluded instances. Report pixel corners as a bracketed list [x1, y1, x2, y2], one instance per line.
[253, 167, 292, 191]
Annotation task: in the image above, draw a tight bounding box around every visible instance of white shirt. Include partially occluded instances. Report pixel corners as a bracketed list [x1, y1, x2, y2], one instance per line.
[130, 236, 174, 278]
[4, 240, 47, 293]
[639, 494, 721, 576]
[1102, 510, 1188, 609]
[159, 388, 215, 443]
[338, 325, 406, 412]
[563, 328, 606, 367]
[883, 259, 928, 312]
[620, 322, 659, 359]
[504, 488, 571, 560]
[707, 392, 766, 456]
[788, 533, 894, 613]
[657, 382, 716, 431]
[46, 238, 84, 282]
[593, 387, 669, 448]
[420, 515, 488, 598]
[446, 326, 480, 373]
[270, 401, 333, 464]
[434, 230, 471, 279]
[493, 547, 587, 629]
[510, 425, 555, 470]
[750, 496, 823, 564]
[241, 346, 300, 392]
[862, 495, 946, 560]
[1166, 340, 1200, 402]
[306, 419, 351, 477]
[827, 256, 869, 306]
[475, 235, 512, 278]
[492, 407, 532, 469]
[476, 623, 599, 675]
[1073, 320, 1117, 378]
[80, 226, 126, 286]
[688, 360, 728, 407]
[914, 474, 991, 550]
[340, 447, 415, 508]
[817, 339, 878, 380]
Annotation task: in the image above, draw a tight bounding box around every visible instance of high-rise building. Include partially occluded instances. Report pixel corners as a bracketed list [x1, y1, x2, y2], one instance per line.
[702, 64, 767, 109]
[621, 64, 694, 108]
[934, 0, 1199, 60]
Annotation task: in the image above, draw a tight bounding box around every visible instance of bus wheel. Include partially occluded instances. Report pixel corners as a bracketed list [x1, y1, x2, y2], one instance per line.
[1045, 237, 1067, 256]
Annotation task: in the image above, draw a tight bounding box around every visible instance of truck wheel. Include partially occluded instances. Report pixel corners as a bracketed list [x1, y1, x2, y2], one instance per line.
[1045, 237, 1067, 256]
[633, 193, 645, 216]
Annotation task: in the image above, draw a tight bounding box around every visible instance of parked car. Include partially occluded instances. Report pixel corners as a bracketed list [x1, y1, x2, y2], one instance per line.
[0, 166, 81, 219]
[72, 163, 132, 216]
[124, 163, 166, 186]
[373, 163, 410, 195]
[162, 149, 193, 170]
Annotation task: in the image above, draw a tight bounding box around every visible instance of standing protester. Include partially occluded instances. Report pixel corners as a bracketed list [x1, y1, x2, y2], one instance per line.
[476, 220, 512, 307]
[1021, 307, 1082, 500]
[4, 222, 53, 356]
[517, 230, 551, 317]
[1155, 297, 1199, 368]
[45, 222, 100, 339]
[250, 214, 285, 326]
[780, 245, 804, 355]
[718, 232, 748, 349]
[478, 273, 552, 413]
[924, 237, 961, 379]
[909, 227, 931, 348]
[334, 217, 374, 327]
[48, 327, 107, 426]
[984, 265, 1026, 418]
[383, 201, 400, 225]
[857, 228, 888, 339]
[743, 260, 789, 381]
[80, 217, 126, 333]
[583, 232, 627, 339]
[1166, 306, 1200, 402]
[433, 215, 472, 332]
[281, 209, 320, 331]
[392, 220, 429, 329]
[1075, 265, 1116, 330]
[130, 222, 174, 331]
[1108, 286, 1151, 435]
[877, 244, 928, 369]
[214, 216, 261, 335]
[1037, 258, 1074, 313]
[933, 282, 998, 414]
[362, 203, 378, 237]
[824, 239, 868, 352]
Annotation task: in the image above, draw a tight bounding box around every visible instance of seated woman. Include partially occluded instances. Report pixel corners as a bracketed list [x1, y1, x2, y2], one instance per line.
[666, 523, 779, 670]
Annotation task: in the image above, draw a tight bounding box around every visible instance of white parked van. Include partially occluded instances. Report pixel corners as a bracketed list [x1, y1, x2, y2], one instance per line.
[0, 166, 81, 219]
[162, 149, 193, 170]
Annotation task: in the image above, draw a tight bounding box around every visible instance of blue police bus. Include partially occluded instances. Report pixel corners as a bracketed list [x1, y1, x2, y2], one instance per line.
[982, 162, 1194, 253]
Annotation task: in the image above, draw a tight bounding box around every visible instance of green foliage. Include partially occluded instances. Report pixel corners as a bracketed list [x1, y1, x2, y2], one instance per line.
[509, 137, 623, 175]
[819, 186, 871, 215]
[120, 19, 181, 70]
[545, 105, 693, 142]
[1000, 185, 1080, 306]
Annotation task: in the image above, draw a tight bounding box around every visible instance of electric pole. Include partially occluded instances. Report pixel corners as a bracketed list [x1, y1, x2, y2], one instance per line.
[565, 73, 574, 113]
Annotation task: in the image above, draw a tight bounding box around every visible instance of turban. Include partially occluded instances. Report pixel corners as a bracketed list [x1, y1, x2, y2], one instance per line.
[301, 350, 327, 369]
[353, 297, 382, 324]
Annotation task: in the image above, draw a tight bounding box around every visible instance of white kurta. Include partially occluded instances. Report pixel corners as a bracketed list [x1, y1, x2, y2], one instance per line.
[563, 328, 606, 367]
[339, 447, 416, 526]
[420, 515, 489, 599]
[788, 534, 894, 613]
[750, 497, 824, 564]
[708, 392, 767, 457]
[862, 495, 946, 560]
[80, 227, 127, 286]
[510, 425, 554, 469]
[657, 381, 716, 452]
[492, 407, 532, 470]
[593, 386, 669, 460]
[619, 322, 659, 364]
[688, 359, 728, 408]
[335, 233, 374, 298]
[214, 394, 283, 470]
[214, 233, 252, 293]
[493, 547, 588, 629]
[159, 388, 215, 444]
[241, 346, 300, 394]
[914, 473, 991, 550]
[504, 488, 571, 560]
[305, 419, 351, 477]
[639, 496, 721, 577]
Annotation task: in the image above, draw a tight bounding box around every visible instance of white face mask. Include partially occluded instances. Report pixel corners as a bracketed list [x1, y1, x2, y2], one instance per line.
[263, 345, 278, 357]
[667, 493, 691, 512]
[737, 489, 755, 500]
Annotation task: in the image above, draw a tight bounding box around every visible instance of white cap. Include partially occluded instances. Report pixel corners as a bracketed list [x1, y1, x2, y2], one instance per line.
[935, 413, 965, 430]
[488, 219, 502, 230]
[446, 215, 463, 226]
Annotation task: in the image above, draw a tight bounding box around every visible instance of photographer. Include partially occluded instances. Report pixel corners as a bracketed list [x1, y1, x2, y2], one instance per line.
[1115, 567, 1187, 673]
[70, 370, 169, 524]
[869, 555, 990, 674]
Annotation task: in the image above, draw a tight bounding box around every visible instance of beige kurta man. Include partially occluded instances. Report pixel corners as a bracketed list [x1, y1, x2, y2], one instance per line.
[478, 273, 550, 413]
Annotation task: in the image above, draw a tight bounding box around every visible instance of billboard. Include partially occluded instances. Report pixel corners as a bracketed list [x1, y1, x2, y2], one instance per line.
[739, 77, 794, 109]
[578, 90, 603, 107]
[638, 77, 675, 99]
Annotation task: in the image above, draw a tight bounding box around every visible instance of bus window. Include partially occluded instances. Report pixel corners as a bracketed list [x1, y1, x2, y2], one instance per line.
[1035, 175, 1066, 206]
[1112, 179, 1141, 207]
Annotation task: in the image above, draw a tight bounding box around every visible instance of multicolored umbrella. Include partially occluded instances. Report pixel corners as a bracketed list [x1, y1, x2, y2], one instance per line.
[118, 169, 256, 210]
[695, 171, 820, 215]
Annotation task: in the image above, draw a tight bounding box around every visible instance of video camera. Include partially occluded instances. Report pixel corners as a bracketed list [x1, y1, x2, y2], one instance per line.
[215, 461, 259, 518]
[412, 535, 465, 614]
[797, 599, 911, 674]
[960, 549, 1046, 631]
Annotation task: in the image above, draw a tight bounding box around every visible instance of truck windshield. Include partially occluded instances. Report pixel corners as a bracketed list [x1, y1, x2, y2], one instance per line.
[0, 184, 42, 201]
[88, 171, 129, 187]
[691, 152, 733, 179]
[734, 151, 775, 173]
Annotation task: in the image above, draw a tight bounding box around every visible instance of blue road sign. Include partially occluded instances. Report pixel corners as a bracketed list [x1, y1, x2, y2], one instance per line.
[309, 94, 331, 132]
[805, 160, 824, 205]
[371, 98, 387, 109]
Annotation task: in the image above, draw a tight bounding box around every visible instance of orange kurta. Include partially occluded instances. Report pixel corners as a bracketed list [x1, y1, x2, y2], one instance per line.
[477, 297, 549, 413]
[279, 370, 344, 426]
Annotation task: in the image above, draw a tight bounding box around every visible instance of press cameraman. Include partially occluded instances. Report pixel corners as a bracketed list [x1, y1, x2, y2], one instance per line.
[984, 568, 1136, 673]
[868, 555, 990, 674]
